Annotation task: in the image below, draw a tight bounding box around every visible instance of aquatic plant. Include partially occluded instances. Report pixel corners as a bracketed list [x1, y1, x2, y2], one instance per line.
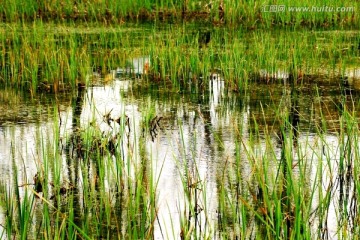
[0, 22, 358, 93]
[0, 0, 359, 28]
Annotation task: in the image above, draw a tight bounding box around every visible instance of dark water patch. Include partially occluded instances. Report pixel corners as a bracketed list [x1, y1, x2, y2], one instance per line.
[0, 87, 72, 126]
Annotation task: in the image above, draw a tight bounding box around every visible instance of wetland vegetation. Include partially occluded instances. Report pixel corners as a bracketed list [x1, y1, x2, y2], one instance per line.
[1, 0, 360, 28]
[0, 1, 360, 239]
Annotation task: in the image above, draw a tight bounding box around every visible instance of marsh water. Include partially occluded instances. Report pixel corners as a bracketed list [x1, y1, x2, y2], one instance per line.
[0, 24, 360, 239]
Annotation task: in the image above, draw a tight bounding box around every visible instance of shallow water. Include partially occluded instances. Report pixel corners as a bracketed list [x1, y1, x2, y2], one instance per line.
[0, 24, 360, 239]
[0, 73, 359, 238]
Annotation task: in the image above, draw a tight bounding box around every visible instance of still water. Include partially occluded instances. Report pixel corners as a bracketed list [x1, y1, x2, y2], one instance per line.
[0, 68, 359, 238]
[0, 23, 360, 239]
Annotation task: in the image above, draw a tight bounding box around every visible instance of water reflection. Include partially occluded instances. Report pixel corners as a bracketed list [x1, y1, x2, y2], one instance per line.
[345, 67, 360, 90]
[1, 71, 360, 238]
[0, 88, 71, 126]
[88, 56, 150, 86]
[113, 56, 150, 78]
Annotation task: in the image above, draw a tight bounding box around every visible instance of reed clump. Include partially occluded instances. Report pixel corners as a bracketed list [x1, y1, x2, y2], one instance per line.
[2, 86, 360, 238]
[0, 0, 359, 28]
[0, 22, 358, 93]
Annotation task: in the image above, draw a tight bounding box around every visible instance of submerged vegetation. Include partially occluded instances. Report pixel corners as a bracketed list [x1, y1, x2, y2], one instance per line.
[0, 1, 360, 239]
